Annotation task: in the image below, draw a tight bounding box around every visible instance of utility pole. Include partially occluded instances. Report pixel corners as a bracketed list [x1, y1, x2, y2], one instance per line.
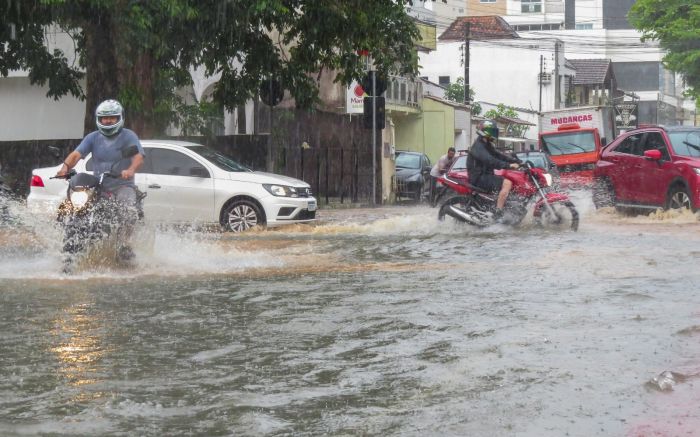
[464, 22, 470, 104]
[372, 69, 376, 206]
[554, 41, 560, 109]
[539, 55, 543, 112]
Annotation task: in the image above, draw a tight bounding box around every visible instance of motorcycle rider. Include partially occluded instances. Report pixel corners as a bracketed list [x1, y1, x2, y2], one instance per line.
[56, 99, 145, 260]
[467, 120, 521, 222]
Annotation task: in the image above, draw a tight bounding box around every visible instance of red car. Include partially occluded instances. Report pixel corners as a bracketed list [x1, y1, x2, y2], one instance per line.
[593, 125, 700, 212]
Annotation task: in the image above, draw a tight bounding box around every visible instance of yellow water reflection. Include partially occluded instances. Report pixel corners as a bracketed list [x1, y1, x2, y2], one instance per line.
[50, 302, 109, 394]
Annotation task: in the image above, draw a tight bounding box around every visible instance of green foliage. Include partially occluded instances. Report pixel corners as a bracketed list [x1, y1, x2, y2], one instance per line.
[0, 0, 429, 135]
[630, 0, 700, 101]
[443, 77, 471, 103]
[484, 104, 529, 138]
[443, 77, 480, 115]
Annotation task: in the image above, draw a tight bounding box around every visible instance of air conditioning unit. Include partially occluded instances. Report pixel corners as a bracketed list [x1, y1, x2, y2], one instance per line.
[539, 73, 551, 84]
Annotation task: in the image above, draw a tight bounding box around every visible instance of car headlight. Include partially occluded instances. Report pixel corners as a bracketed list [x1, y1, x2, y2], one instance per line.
[694, 168, 700, 176]
[69, 190, 89, 209]
[543, 173, 553, 187]
[263, 184, 300, 197]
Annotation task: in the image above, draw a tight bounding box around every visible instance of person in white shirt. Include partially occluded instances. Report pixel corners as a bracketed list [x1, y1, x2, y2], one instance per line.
[429, 147, 456, 206]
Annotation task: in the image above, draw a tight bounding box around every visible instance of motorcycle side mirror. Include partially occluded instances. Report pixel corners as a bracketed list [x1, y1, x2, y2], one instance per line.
[122, 145, 140, 158]
[48, 146, 62, 160]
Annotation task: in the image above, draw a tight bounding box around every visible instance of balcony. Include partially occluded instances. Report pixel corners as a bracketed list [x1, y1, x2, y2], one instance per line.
[386, 75, 422, 111]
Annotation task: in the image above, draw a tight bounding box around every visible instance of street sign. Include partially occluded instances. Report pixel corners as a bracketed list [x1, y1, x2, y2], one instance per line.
[260, 79, 284, 106]
[614, 103, 638, 130]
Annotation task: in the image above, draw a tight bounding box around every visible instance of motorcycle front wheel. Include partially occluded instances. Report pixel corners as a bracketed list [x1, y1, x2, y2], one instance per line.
[538, 201, 579, 231]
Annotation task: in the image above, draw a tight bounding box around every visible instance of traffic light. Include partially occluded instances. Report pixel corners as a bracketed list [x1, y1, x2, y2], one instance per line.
[361, 71, 387, 96]
[363, 96, 385, 130]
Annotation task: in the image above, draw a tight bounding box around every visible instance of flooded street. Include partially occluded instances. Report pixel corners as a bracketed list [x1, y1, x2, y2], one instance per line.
[1, 195, 700, 436]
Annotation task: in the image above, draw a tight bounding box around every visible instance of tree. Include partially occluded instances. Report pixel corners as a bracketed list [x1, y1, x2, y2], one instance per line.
[1, 1, 441, 136]
[442, 77, 481, 115]
[630, 1, 700, 101]
[484, 103, 529, 138]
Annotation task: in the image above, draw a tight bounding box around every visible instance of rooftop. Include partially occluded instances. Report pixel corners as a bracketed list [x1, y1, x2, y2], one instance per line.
[439, 16, 519, 41]
[568, 59, 613, 85]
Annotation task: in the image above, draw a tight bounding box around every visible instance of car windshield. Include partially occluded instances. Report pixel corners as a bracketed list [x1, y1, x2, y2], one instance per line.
[184, 146, 251, 172]
[450, 155, 467, 171]
[516, 153, 547, 169]
[541, 131, 596, 156]
[668, 131, 700, 158]
[395, 153, 421, 169]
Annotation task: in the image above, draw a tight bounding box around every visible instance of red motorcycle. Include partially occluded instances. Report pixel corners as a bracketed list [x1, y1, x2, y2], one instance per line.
[437, 161, 579, 230]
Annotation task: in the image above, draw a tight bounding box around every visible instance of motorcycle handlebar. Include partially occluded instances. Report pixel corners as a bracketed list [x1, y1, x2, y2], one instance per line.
[50, 169, 76, 180]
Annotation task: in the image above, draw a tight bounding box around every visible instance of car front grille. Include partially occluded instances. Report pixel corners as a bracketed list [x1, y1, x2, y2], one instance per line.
[296, 187, 312, 198]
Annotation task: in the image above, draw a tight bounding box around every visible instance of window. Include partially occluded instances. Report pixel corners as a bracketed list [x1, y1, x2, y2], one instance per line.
[147, 148, 210, 177]
[513, 23, 562, 31]
[668, 130, 700, 158]
[480, 0, 496, 3]
[642, 132, 671, 160]
[575, 23, 593, 30]
[438, 76, 450, 86]
[613, 134, 643, 156]
[522, 0, 542, 13]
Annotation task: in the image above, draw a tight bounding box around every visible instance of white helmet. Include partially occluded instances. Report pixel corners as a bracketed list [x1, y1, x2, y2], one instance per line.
[95, 99, 124, 136]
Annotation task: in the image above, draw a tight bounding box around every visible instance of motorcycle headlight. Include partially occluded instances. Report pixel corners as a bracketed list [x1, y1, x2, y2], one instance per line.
[263, 184, 299, 197]
[543, 173, 553, 187]
[693, 168, 700, 176]
[69, 190, 89, 209]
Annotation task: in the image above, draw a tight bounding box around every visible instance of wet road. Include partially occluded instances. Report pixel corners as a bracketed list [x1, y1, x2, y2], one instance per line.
[1, 194, 700, 436]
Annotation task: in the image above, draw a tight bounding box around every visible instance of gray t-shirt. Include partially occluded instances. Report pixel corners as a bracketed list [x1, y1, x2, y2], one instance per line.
[76, 129, 145, 191]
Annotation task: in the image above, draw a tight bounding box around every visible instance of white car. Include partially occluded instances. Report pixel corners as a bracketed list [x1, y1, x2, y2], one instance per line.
[27, 140, 317, 232]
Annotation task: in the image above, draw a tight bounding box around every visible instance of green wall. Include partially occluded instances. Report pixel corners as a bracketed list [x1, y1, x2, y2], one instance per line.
[392, 98, 456, 166]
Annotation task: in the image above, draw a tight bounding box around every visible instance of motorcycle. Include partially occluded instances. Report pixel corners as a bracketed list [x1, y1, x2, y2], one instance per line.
[437, 161, 579, 230]
[51, 145, 145, 272]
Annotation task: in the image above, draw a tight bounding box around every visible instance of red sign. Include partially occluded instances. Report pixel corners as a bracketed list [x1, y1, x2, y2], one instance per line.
[550, 114, 593, 125]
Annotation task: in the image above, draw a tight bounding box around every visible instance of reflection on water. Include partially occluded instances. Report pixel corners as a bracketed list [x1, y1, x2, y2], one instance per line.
[1, 196, 700, 435]
[50, 302, 106, 388]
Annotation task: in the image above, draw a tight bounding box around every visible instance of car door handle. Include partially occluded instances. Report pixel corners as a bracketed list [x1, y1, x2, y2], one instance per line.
[148, 184, 161, 189]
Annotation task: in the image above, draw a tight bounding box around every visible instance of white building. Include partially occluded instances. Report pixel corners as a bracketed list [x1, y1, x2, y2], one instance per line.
[0, 27, 85, 141]
[419, 16, 569, 141]
[463, 0, 696, 125]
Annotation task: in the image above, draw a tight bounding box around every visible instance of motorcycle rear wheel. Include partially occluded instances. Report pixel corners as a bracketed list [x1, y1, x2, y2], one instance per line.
[437, 195, 483, 225]
[538, 201, 579, 231]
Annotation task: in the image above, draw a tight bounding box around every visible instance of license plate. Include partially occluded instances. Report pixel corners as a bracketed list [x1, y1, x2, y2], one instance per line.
[307, 201, 317, 211]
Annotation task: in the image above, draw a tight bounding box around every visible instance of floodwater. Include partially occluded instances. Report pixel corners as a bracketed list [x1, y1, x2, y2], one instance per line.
[1, 194, 699, 436]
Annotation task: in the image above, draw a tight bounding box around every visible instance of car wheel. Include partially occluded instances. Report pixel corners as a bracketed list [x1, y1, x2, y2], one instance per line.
[222, 200, 265, 232]
[666, 185, 693, 211]
[592, 178, 614, 209]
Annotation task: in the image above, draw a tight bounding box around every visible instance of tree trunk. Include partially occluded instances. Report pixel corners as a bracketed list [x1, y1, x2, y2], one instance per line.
[81, 15, 119, 136]
[122, 52, 156, 138]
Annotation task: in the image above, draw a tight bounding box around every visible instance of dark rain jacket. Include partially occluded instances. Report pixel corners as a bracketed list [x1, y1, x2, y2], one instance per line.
[467, 136, 520, 186]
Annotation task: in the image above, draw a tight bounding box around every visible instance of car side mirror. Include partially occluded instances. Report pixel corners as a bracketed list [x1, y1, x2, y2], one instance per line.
[122, 144, 140, 158]
[644, 149, 662, 161]
[189, 166, 208, 178]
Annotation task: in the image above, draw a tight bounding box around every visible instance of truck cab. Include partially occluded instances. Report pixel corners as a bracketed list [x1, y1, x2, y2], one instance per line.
[539, 122, 604, 188]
